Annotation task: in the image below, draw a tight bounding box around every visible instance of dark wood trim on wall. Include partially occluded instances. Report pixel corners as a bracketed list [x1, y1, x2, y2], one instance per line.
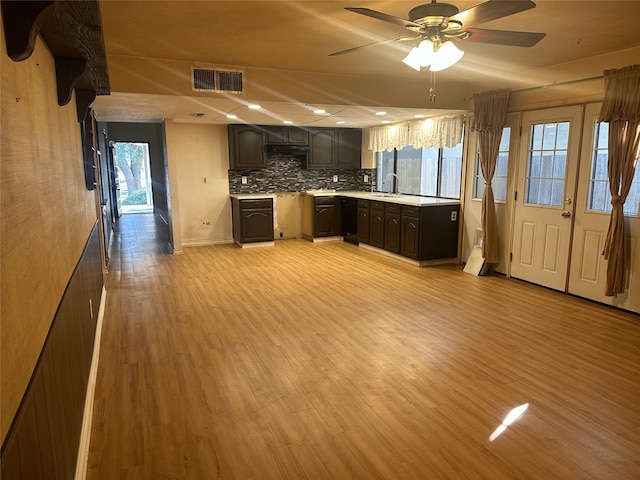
[0, 223, 104, 479]
[1, 0, 110, 122]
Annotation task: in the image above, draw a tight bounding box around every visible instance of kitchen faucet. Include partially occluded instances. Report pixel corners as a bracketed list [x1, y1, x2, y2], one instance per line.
[382, 173, 401, 195]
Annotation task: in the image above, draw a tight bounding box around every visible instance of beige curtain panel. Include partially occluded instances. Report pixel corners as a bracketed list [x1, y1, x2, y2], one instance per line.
[472, 89, 511, 264]
[598, 65, 640, 297]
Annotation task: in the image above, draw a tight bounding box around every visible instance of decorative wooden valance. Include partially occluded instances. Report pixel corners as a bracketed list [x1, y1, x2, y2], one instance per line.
[1, 0, 110, 121]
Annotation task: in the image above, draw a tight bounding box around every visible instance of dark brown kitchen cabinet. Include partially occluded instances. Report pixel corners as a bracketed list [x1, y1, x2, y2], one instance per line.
[357, 199, 370, 244]
[401, 206, 421, 259]
[369, 201, 385, 248]
[384, 203, 402, 254]
[308, 128, 337, 168]
[231, 197, 274, 244]
[314, 196, 339, 237]
[307, 127, 362, 169]
[228, 125, 266, 170]
[337, 128, 362, 168]
[265, 126, 308, 144]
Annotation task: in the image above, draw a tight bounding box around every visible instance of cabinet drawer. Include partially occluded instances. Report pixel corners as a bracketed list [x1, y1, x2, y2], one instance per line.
[385, 203, 402, 215]
[370, 200, 385, 211]
[240, 199, 272, 210]
[357, 199, 370, 209]
[314, 196, 336, 206]
[402, 206, 420, 218]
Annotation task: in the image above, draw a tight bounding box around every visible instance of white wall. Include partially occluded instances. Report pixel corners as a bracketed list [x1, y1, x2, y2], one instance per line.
[170, 123, 233, 247]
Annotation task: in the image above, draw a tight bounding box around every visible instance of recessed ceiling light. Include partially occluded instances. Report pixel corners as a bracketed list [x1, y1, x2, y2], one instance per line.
[414, 114, 425, 118]
[248, 104, 261, 109]
[283, 120, 293, 125]
[336, 121, 346, 125]
[314, 109, 326, 114]
[226, 114, 238, 119]
[375, 111, 387, 116]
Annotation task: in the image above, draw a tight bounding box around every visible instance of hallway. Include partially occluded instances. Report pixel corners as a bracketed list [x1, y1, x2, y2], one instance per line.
[87, 218, 640, 479]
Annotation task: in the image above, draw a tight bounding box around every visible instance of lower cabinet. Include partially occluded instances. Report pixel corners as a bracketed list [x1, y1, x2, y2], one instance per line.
[401, 206, 421, 259]
[369, 201, 385, 249]
[384, 203, 401, 254]
[357, 199, 370, 244]
[361, 200, 460, 262]
[231, 197, 274, 244]
[302, 195, 339, 239]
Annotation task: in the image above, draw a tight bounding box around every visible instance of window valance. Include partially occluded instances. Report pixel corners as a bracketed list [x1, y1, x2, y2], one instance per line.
[368, 114, 465, 152]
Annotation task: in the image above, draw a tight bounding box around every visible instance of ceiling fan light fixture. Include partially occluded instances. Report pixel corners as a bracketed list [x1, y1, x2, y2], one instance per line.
[429, 40, 464, 72]
[402, 39, 436, 71]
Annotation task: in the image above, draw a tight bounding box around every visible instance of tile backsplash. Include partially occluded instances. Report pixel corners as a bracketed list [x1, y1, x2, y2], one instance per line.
[228, 154, 377, 194]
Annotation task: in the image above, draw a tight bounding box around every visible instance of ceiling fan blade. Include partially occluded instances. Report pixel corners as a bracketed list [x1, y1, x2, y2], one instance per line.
[449, 0, 536, 29]
[328, 36, 415, 56]
[461, 28, 545, 47]
[345, 7, 423, 29]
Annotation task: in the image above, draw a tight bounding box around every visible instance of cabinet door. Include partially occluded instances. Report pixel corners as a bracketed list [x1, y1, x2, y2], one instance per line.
[337, 129, 362, 169]
[308, 128, 336, 168]
[266, 126, 308, 144]
[370, 210, 385, 248]
[401, 215, 420, 259]
[384, 213, 401, 253]
[229, 125, 265, 169]
[357, 207, 370, 244]
[241, 209, 274, 242]
[315, 204, 336, 236]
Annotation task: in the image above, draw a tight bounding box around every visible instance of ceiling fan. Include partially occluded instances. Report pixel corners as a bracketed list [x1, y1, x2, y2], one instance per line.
[330, 0, 546, 59]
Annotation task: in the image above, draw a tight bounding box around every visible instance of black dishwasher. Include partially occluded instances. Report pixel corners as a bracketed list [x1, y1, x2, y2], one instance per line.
[341, 197, 358, 244]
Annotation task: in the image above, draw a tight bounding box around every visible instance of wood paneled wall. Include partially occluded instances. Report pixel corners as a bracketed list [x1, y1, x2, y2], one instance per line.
[1, 224, 103, 479]
[0, 17, 98, 443]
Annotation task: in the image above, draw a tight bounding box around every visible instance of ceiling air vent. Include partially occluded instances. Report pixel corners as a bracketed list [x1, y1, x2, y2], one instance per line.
[192, 67, 243, 93]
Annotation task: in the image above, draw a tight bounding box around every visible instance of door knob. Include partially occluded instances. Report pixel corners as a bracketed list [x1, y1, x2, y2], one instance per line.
[561, 211, 571, 218]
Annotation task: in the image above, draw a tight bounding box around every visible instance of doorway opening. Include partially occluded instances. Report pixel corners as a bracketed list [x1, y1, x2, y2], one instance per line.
[112, 142, 154, 214]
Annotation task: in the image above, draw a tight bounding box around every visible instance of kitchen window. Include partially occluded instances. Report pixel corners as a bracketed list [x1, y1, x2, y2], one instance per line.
[472, 127, 511, 202]
[376, 141, 464, 199]
[588, 121, 640, 216]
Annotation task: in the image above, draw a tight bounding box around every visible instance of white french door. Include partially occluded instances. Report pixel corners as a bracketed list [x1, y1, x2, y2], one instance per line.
[568, 103, 640, 312]
[510, 106, 583, 291]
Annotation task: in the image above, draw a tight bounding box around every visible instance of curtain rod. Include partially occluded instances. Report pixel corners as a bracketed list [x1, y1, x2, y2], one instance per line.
[465, 75, 604, 100]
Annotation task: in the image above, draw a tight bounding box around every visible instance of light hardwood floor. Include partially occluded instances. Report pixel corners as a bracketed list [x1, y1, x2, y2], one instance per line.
[87, 213, 640, 479]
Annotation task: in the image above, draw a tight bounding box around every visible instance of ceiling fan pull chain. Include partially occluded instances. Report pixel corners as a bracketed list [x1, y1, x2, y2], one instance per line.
[429, 70, 437, 102]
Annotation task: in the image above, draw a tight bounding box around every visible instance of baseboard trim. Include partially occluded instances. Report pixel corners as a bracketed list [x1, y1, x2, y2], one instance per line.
[74, 285, 107, 480]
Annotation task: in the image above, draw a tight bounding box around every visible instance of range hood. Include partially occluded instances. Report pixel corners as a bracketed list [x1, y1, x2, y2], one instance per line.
[265, 144, 309, 155]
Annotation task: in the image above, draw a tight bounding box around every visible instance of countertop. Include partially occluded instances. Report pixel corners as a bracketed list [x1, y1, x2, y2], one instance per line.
[230, 191, 460, 207]
[304, 190, 461, 207]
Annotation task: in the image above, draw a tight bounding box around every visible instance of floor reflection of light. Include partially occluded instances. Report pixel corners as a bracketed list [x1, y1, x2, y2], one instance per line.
[489, 403, 529, 442]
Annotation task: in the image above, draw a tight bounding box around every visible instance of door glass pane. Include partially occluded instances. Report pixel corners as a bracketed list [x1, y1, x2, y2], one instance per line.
[588, 121, 640, 215]
[525, 121, 570, 206]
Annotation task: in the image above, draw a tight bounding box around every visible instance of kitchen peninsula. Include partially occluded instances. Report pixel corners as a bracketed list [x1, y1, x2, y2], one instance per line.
[231, 190, 460, 265]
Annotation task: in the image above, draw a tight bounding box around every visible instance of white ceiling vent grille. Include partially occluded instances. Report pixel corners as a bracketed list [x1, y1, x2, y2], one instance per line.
[192, 67, 243, 93]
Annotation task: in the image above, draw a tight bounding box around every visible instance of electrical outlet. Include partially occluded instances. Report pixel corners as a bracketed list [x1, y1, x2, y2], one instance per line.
[241, 176, 248, 184]
[333, 175, 338, 182]
[451, 211, 457, 221]
[364, 174, 369, 183]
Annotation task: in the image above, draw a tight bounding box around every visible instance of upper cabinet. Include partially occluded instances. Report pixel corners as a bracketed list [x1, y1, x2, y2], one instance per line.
[308, 127, 362, 169]
[308, 128, 337, 169]
[228, 124, 361, 170]
[337, 128, 362, 169]
[228, 125, 266, 170]
[265, 126, 308, 145]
